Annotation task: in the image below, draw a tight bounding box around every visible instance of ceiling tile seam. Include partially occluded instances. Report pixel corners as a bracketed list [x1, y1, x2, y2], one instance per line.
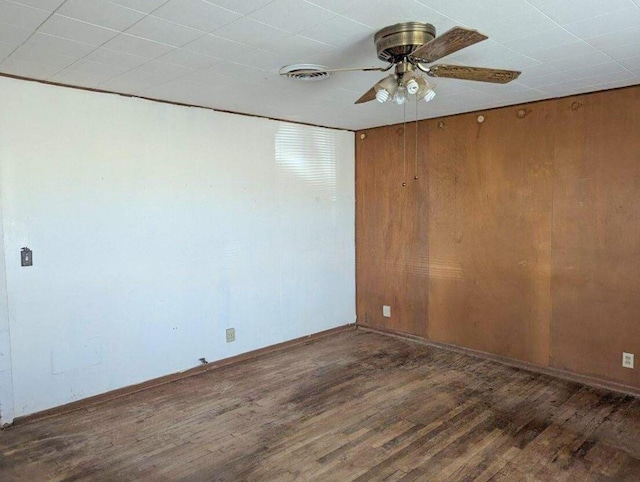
[0, 0, 67, 68]
[42, 13, 123, 47]
[201, 0, 276, 16]
[197, 0, 255, 21]
[105, 0, 171, 15]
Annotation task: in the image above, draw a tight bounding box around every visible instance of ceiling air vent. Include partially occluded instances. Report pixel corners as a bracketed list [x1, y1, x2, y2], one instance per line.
[280, 64, 331, 81]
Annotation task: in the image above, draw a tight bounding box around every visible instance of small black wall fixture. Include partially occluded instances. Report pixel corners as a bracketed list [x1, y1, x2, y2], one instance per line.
[21, 247, 32, 267]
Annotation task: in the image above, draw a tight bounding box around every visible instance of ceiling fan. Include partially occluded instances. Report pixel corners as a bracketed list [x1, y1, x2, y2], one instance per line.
[280, 22, 521, 105]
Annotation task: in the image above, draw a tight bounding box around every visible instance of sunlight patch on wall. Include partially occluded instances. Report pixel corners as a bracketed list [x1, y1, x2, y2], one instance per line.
[275, 124, 336, 202]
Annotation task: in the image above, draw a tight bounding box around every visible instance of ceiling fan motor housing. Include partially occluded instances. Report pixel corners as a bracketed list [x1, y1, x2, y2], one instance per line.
[374, 22, 436, 63]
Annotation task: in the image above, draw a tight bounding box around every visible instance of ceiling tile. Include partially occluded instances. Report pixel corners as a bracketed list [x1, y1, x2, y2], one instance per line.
[0, 41, 13, 62]
[57, 0, 146, 30]
[576, 69, 636, 85]
[50, 59, 128, 86]
[533, 0, 634, 25]
[502, 27, 578, 56]
[184, 34, 279, 70]
[564, 7, 640, 39]
[0, 23, 33, 47]
[108, 0, 169, 14]
[126, 16, 204, 47]
[22, 32, 96, 57]
[525, 41, 597, 63]
[39, 14, 119, 46]
[342, 0, 457, 32]
[300, 15, 374, 47]
[479, 8, 559, 43]
[0, 1, 50, 29]
[304, 0, 365, 14]
[544, 51, 613, 72]
[0, 56, 62, 78]
[248, 0, 335, 34]
[564, 60, 630, 80]
[213, 17, 289, 48]
[517, 69, 574, 88]
[583, 25, 640, 50]
[8, 0, 66, 11]
[537, 79, 592, 95]
[421, 0, 538, 28]
[204, 0, 275, 15]
[601, 43, 640, 60]
[618, 55, 640, 71]
[152, 0, 240, 32]
[155, 47, 220, 69]
[102, 33, 174, 58]
[137, 59, 194, 78]
[267, 35, 333, 63]
[7, 44, 77, 70]
[85, 47, 151, 68]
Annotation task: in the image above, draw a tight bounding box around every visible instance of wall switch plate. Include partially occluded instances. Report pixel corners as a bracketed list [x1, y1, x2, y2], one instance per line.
[21, 247, 33, 267]
[383, 305, 391, 318]
[226, 328, 235, 343]
[623, 352, 634, 369]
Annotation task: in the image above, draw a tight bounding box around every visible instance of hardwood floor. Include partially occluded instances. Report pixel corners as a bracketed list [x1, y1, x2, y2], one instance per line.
[1, 328, 640, 481]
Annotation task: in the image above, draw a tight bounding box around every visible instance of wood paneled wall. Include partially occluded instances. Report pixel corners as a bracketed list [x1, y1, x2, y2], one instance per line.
[356, 85, 640, 389]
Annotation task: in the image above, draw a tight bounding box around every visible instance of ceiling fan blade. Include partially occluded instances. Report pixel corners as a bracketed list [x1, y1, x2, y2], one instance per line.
[280, 64, 392, 76]
[426, 64, 521, 83]
[355, 86, 377, 104]
[410, 27, 488, 63]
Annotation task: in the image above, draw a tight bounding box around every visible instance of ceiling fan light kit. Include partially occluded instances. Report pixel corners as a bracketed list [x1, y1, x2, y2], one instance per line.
[280, 21, 521, 187]
[280, 22, 521, 105]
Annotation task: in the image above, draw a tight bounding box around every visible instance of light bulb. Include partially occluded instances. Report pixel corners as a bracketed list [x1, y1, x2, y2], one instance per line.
[376, 89, 390, 103]
[393, 85, 407, 105]
[423, 89, 436, 102]
[373, 74, 398, 103]
[406, 78, 419, 95]
[417, 79, 436, 102]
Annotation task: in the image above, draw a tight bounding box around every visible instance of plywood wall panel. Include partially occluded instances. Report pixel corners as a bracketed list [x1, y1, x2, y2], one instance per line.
[427, 106, 554, 366]
[356, 123, 429, 337]
[551, 90, 640, 387]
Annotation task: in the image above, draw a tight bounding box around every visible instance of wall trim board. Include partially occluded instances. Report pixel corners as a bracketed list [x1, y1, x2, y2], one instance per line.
[0, 73, 349, 133]
[357, 324, 640, 399]
[5, 324, 356, 428]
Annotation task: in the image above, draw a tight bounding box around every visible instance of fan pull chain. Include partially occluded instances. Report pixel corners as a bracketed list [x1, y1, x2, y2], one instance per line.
[414, 97, 419, 180]
[402, 101, 407, 187]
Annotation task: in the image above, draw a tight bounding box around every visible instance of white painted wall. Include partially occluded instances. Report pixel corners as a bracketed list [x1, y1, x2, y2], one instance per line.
[0, 195, 14, 426]
[0, 77, 355, 421]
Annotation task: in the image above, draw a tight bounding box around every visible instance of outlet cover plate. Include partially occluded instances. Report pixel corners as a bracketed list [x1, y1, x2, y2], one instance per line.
[383, 305, 391, 318]
[623, 352, 634, 369]
[226, 328, 235, 343]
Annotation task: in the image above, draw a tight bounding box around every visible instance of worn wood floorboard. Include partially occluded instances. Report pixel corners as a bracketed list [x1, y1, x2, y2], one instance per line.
[1, 329, 639, 481]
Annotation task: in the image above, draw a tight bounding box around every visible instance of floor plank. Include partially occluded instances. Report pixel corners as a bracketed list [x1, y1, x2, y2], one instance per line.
[1, 329, 639, 481]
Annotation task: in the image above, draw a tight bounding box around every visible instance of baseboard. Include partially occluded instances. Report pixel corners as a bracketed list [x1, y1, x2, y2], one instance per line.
[357, 324, 640, 398]
[9, 323, 356, 427]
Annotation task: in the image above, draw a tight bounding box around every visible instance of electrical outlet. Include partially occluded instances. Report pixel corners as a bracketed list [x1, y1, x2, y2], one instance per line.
[226, 328, 235, 343]
[623, 352, 634, 369]
[383, 305, 391, 318]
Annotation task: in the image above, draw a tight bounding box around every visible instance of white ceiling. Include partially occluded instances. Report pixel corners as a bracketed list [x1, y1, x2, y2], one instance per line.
[1, 0, 640, 130]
